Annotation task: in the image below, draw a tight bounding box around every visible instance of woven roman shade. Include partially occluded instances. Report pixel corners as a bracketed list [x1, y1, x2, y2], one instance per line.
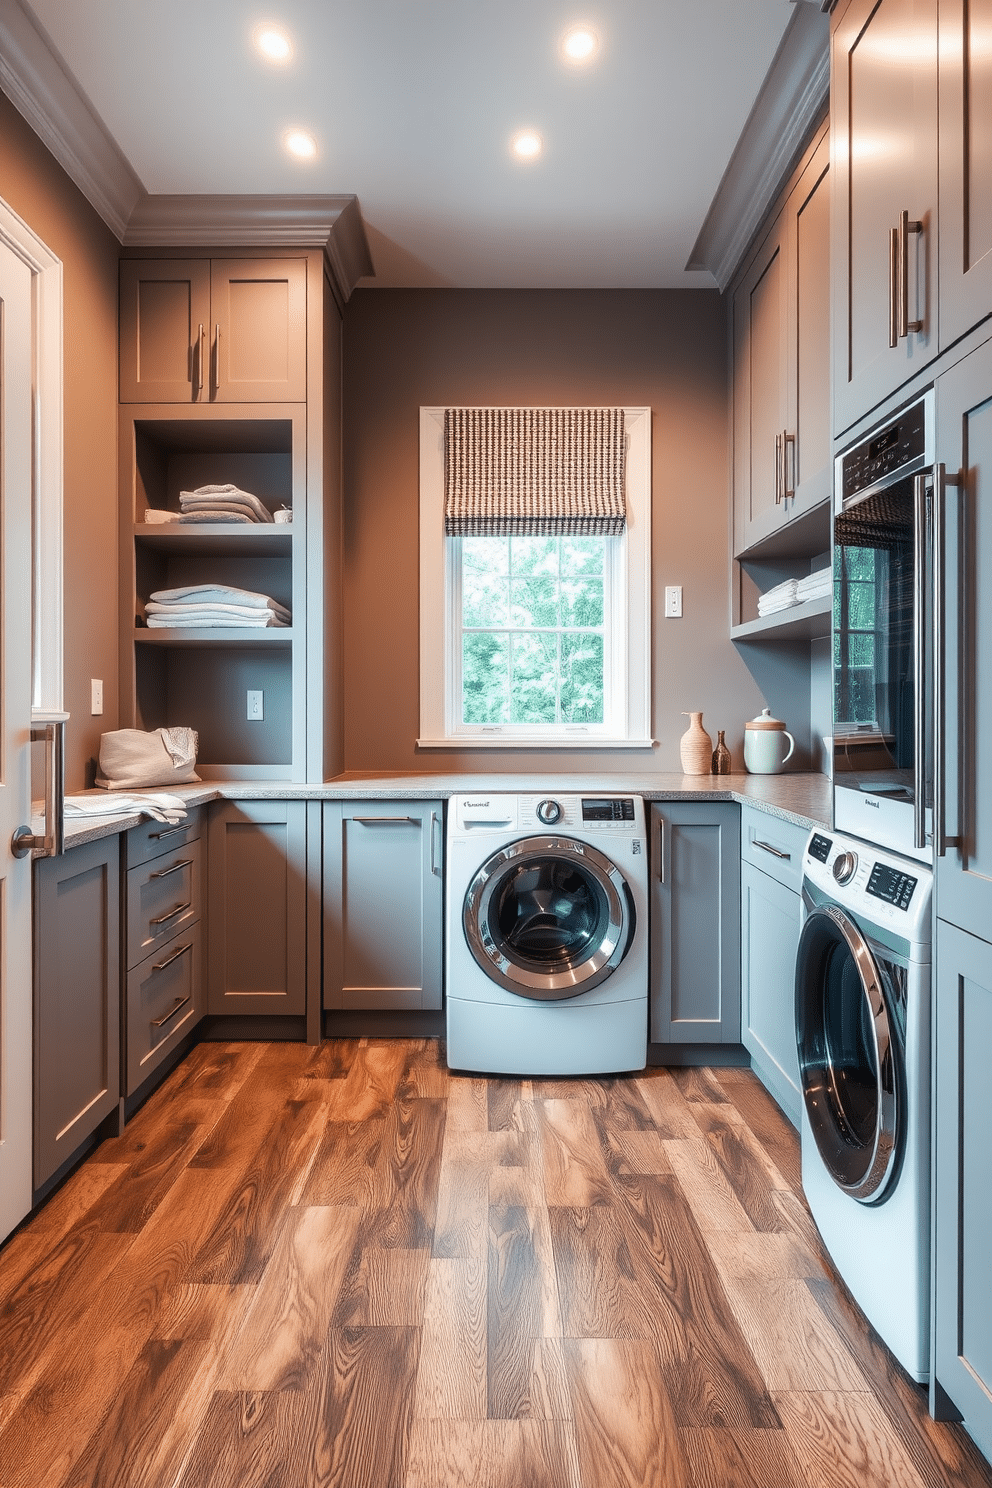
[444, 407, 626, 536]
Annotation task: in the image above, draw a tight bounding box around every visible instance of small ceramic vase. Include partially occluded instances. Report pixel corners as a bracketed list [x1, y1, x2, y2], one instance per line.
[743, 707, 796, 774]
[680, 712, 713, 775]
[711, 730, 732, 775]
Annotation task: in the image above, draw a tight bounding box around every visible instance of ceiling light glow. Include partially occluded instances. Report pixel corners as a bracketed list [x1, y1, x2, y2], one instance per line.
[284, 129, 318, 160]
[562, 26, 599, 63]
[511, 130, 543, 162]
[253, 23, 293, 64]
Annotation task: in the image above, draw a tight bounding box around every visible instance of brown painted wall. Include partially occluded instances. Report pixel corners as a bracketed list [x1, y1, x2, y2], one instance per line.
[342, 288, 771, 775]
[0, 92, 120, 790]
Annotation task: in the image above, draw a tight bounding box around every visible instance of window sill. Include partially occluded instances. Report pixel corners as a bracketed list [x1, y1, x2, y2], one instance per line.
[416, 736, 657, 750]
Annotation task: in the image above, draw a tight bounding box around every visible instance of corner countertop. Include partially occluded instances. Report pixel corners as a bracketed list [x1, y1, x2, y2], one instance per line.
[50, 771, 832, 853]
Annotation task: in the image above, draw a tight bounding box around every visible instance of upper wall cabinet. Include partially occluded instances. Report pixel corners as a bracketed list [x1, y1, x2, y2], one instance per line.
[120, 258, 307, 404]
[938, 0, 992, 351]
[733, 125, 831, 557]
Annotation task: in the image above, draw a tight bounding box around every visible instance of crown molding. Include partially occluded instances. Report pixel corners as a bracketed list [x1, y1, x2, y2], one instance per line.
[123, 193, 375, 304]
[686, 4, 830, 290]
[0, 0, 143, 238]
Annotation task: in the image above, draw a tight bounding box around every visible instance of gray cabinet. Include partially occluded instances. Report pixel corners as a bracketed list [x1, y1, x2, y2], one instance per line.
[938, 0, 992, 351]
[207, 800, 307, 1017]
[648, 802, 741, 1047]
[933, 919, 992, 1456]
[120, 256, 307, 404]
[733, 125, 831, 556]
[831, 0, 939, 434]
[739, 808, 808, 1127]
[323, 801, 443, 1011]
[34, 836, 120, 1189]
[124, 810, 204, 1096]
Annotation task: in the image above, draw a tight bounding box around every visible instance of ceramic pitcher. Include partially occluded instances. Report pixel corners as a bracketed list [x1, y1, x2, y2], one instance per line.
[743, 707, 795, 774]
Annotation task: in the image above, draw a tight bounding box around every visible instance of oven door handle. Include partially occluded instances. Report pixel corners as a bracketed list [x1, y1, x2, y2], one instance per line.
[913, 471, 929, 851]
[934, 462, 961, 858]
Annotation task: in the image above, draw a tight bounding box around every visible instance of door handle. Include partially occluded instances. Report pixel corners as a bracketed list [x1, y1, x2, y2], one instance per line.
[898, 210, 924, 339]
[912, 471, 928, 851]
[194, 323, 205, 398]
[934, 463, 961, 858]
[11, 714, 68, 858]
[150, 900, 192, 927]
[213, 322, 221, 395]
[430, 810, 442, 877]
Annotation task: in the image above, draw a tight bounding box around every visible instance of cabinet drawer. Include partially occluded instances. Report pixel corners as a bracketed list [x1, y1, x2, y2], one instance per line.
[126, 808, 202, 869]
[126, 838, 201, 968]
[740, 806, 809, 894]
[126, 923, 202, 1094]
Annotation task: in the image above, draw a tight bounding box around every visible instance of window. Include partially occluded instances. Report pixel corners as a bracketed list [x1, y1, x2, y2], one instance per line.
[419, 406, 651, 748]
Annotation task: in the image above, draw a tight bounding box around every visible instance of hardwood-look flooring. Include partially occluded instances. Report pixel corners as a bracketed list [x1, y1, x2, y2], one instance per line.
[1, 1037, 990, 1488]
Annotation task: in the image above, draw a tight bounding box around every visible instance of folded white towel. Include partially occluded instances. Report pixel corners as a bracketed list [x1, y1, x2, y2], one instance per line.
[150, 584, 285, 610]
[146, 599, 291, 623]
[757, 593, 802, 616]
[145, 614, 289, 628]
[178, 511, 253, 525]
[759, 578, 799, 605]
[180, 485, 274, 523]
[65, 792, 189, 825]
[796, 567, 833, 600]
[143, 509, 181, 524]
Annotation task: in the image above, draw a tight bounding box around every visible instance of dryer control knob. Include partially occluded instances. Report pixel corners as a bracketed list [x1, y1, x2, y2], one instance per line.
[536, 798, 562, 825]
[833, 850, 858, 885]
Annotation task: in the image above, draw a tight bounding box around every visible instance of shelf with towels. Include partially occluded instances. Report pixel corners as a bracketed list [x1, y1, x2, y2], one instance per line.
[731, 593, 832, 642]
[133, 628, 293, 646]
[133, 525, 293, 556]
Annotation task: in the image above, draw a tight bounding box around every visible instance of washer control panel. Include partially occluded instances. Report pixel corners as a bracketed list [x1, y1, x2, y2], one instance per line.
[866, 860, 918, 912]
[801, 828, 932, 945]
[581, 797, 636, 823]
[536, 798, 563, 825]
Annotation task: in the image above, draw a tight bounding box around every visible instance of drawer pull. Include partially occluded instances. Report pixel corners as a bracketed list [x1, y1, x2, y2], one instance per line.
[753, 838, 791, 860]
[149, 857, 193, 879]
[150, 900, 192, 927]
[152, 942, 193, 974]
[150, 823, 188, 841]
[151, 993, 192, 1028]
[352, 816, 418, 825]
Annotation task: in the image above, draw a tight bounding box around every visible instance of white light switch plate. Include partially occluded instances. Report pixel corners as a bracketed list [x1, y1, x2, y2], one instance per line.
[247, 690, 263, 721]
[664, 585, 683, 618]
[91, 679, 104, 715]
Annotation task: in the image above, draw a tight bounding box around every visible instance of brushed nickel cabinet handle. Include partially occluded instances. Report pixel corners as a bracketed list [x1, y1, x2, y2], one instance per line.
[151, 941, 193, 975]
[774, 432, 783, 505]
[899, 210, 923, 339]
[783, 431, 796, 500]
[934, 464, 961, 858]
[889, 226, 899, 348]
[214, 322, 221, 394]
[149, 857, 193, 879]
[150, 900, 192, 927]
[430, 810, 442, 877]
[151, 992, 192, 1027]
[150, 823, 188, 840]
[658, 816, 666, 884]
[753, 839, 790, 860]
[11, 715, 66, 859]
[194, 322, 205, 398]
[913, 471, 928, 850]
[352, 816, 418, 824]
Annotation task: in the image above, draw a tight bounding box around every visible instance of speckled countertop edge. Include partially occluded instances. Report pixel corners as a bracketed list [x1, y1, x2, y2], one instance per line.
[50, 772, 831, 852]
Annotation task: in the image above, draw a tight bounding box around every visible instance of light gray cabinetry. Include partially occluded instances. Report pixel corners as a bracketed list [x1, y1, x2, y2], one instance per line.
[207, 800, 307, 1017]
[124, 810, 204, 1096]
[831, 0, 939, 434]
[932, 919, 992, 1455]
[938, 0, 992, 351]
[733, 125, 831, 557]
[34, 837, 120, 1189]
[739, 807, 808, 1126]
[648, 802, 741, 1047]
[323, 801, 443, 1012]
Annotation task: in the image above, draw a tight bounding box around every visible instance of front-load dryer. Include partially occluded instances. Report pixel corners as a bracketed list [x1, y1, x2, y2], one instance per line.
[445, 792, 648, 1076]
[795, 828, 932, 1382]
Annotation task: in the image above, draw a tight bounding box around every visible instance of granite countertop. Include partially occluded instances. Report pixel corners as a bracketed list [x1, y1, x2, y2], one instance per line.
[50, 771, 832, 852]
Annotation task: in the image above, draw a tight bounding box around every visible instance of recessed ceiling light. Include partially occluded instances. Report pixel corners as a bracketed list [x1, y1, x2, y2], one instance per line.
[511, 130, 543, 162]
[283, 129, 318, 160]
[253, 23, 293, 64]
[562, 26, 599, 64]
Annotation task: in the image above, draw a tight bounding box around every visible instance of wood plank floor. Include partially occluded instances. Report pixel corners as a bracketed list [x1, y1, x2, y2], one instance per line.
[1, 1038, 990, 1488]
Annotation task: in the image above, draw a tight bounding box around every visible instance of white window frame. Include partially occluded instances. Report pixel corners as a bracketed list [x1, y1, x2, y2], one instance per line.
[418, 405, 652, 749]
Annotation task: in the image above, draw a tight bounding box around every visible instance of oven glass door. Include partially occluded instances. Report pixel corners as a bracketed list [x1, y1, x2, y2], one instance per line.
[463, 835, 633, 1000]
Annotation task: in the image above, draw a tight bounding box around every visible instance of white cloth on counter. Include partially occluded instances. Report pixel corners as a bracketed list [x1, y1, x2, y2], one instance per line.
[145, 584, 291, 629]
[65, 791, 189, 825]
[179, 484, 274, 523]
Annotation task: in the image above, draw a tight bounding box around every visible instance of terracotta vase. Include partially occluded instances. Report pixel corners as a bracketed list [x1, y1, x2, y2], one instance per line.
[679, 711, 713, 775]
[712, 729, 732, 775]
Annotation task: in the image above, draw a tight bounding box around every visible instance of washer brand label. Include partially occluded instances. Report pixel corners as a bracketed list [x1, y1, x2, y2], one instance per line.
[464, 799, 491, 808]
[632, 839, 642, 855]
[865, 798, 880, 809]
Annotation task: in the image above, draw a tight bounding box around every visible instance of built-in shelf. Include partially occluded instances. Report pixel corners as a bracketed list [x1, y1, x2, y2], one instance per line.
[734, 498, 831, 563]
[133, 629, 293, 646]
[731, 594, 831, 642]
[134, 525, 294, 555]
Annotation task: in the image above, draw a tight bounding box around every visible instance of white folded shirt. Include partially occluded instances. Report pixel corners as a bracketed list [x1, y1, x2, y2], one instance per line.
[65, 792, 189, 824]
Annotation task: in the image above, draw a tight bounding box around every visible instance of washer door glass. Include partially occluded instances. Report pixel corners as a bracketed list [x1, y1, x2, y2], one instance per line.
[463, 835, 634, 1001]
[795, 903, 900, 1203]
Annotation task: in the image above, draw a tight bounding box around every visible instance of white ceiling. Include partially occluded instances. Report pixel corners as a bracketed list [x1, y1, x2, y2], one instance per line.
[19, 0, 799, 289]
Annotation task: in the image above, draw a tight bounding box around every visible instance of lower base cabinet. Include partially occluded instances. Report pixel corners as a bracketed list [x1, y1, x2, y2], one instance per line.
[34, 836, 120, 1189]
[741, 861, 802, 1125]
[207, 800, 307, 1017]
[323, 801, 443, 1011]
[933, 918, 992, 1456]
[649, 802, 741, 1047]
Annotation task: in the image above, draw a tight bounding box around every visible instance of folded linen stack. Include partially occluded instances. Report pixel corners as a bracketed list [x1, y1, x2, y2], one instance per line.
[178, 484, 275, 525]
[757, 578, 800, 616]
[66, 792, 189, 825]
[796, 565, 832, 603]
[145, 584, 291, 628]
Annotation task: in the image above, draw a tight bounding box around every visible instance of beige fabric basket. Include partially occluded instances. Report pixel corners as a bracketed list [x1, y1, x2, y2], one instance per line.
[96, 727, 199, 791]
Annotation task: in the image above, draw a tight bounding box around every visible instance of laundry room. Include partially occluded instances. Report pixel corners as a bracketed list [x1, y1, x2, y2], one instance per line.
[1, 3, 992, 1487]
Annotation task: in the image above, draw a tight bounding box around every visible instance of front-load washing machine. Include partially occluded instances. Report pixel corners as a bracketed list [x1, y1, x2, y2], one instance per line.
[445, 792, 648, 1076]
[795, 828, 932, 1382]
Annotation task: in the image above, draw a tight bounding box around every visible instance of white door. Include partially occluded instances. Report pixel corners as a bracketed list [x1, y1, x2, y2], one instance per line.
[0, 238, 37, 1240]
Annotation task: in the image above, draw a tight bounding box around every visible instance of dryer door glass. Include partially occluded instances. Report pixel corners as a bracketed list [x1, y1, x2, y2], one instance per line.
[463, 835, 633, 1000]
[795, 904, 900, 1202]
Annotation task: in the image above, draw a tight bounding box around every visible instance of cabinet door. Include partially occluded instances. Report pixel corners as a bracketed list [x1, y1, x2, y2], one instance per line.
[832, 0, 938, 434]
[741, 862, 801, 1125]
[649, 803, 741, 1045]
[935, 337, 992, 938]
[120, 259, 211, 403]
[323, 801, 443, 1011]
[933, 918, 992, 1456]
[938, 0, 992, 349]
[207, 800, 306, 1016]
[210, 259, 307, 403]
[733, 216, 791, 553]
[34, 837, 121, 1188]
[790, 132, 832, 519]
